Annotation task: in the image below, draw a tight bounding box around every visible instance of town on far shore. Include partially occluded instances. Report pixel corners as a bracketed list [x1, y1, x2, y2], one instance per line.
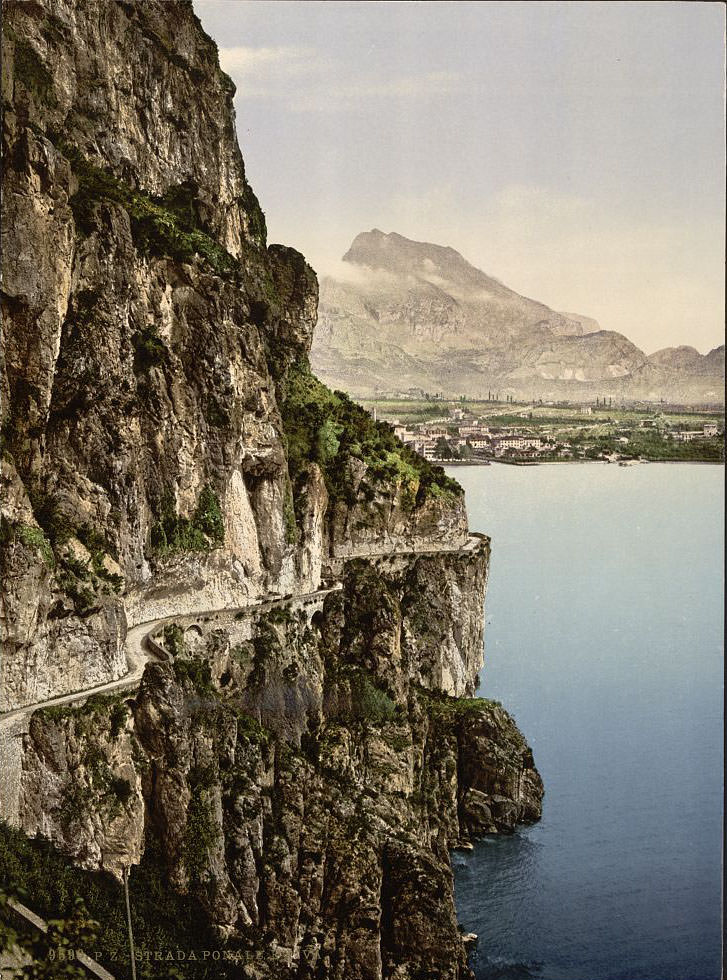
[358, 393, 725, 465]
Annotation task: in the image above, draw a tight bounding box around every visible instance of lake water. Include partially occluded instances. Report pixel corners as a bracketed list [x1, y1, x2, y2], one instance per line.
[446, 463, 723, 980]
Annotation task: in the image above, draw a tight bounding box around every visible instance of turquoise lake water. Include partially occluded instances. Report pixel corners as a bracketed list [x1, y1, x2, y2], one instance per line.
[447, 463, 723, 980]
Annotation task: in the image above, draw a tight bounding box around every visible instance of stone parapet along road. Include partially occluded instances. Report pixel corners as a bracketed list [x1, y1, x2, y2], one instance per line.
[0, 586, 342, 729]
[0, 534, 487, 727]
[0, 534, 488, 825]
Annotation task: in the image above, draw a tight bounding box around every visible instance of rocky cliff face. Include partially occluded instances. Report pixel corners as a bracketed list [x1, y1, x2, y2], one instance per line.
[312, 230, 724, 403]
[1, 0, 464, 708]
[1, 3, 542, 977]
[17, 551, 541, 979]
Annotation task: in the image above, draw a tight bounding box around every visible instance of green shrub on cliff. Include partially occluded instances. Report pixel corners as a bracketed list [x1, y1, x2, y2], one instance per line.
[350, 670, 396, 723]
[37, 692, 129, 739]
[173, 657, 215, 695]
[149, 485, 224, 556]
[27, 490, 74, 549]
[0, 891, 99, 980]
[280, 359, 461, 518]
[162, 623, 186, 658]
[11, 34, 58, 108]
[61, 144, 238, 276]
[2, 520, 56, 569]
[283, 482, 298, 544]
[239, 179, 267, 245]
[184, 767, 221, 886]
[19, 496, 123, 606]
[0, 823, 234, 979]
[324, 663, 397, 725]
[419, 688, 503, 721]
[132, 324, 167, 371]
[194, 485, 225, 541]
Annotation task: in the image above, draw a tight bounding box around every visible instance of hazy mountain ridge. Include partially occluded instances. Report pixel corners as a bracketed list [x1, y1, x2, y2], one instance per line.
[312, 231, 724, 403]
[648, 344, 725, 375]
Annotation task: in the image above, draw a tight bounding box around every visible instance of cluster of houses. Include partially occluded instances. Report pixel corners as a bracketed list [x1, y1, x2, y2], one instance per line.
[391, 419, 555, 460]
[385, 412, 723, 463]
[673, 422, 720, 441]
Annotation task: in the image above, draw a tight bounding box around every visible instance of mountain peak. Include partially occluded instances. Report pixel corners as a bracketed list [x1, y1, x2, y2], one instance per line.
[342, 230, 489, 293]
[314, 231, 723, 403]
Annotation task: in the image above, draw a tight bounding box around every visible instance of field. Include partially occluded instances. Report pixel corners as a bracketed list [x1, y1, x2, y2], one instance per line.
[358, 398, 724, 429]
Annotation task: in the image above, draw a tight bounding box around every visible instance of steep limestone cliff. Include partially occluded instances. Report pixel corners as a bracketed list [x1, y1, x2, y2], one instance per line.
[0, 0, 464, 707]
[1, 2, 542, 977]
[16, 562, 542, 979]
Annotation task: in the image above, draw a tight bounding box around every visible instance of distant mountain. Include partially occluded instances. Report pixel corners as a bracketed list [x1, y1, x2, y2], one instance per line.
[649, 345, 725, 376]
[311, 230, 724, 404]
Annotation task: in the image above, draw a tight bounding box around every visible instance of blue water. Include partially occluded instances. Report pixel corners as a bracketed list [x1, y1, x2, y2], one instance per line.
[447, 463, 724, 980]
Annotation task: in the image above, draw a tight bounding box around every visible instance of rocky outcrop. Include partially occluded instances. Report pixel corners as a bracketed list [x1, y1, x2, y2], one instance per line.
[1, 0, 460, 706]
[17, 569, 541, 978]
[1, 3, 542, 978]
[0, 461, 126, 711]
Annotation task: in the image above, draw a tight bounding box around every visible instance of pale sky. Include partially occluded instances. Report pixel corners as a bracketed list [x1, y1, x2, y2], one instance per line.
[194, 1, 725, 354]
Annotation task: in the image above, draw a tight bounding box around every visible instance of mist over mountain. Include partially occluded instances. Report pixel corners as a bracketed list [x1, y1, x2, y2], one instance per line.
[311, 231, 724, 403]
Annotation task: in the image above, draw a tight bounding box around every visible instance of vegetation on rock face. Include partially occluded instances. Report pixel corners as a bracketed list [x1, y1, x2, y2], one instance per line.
[194, 485, 225, 541]
[0, 519, 56, 569]
[149, 485, 224, 556]
[0, 572, 535, 976]
[280, 359, 462, 517]
[59, 143, 241, 276]
[234, 710, 271, 748]
[80, 534, 124, 595]
[162, 623, 186, 658]
[5, 493, 124, 611]
[322, 653, 398, 726]
[348, 668, 397, 723]
[26, 490, 74, 551]
[0, 890, 98, 980]
[239, 179, 267, 244]
[283, 482, 298, 544]
[247, 618, 282, 688]
[1, 509, 123, 614]
[0, 824, 233, 980]
[9, 33, 58, 108]
[173, 656, 214, 695]
[132, 324, 167, 372]
[32, 696, 134, 829]
[420, 689, 502, 720]
[184, 767, 221, 886]
[36, 692, 129, 740]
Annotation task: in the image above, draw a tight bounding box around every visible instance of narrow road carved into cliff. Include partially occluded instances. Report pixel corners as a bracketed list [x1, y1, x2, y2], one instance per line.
[0, 534, 488, 970]
[0, 533, 487, 833]
[0, 586, 341, 727]
[0, 534, 485, 727]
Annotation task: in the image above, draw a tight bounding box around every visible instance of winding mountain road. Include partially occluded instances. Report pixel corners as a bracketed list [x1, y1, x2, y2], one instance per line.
[1, 534, 485, 727]
[0, 535, 486, 975]
[0, 534, 486, 830]
[0, 586, 342, 728]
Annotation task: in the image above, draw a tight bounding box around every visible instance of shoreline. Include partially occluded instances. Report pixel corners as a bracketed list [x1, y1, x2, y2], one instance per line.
[441, 458, 724, 467]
